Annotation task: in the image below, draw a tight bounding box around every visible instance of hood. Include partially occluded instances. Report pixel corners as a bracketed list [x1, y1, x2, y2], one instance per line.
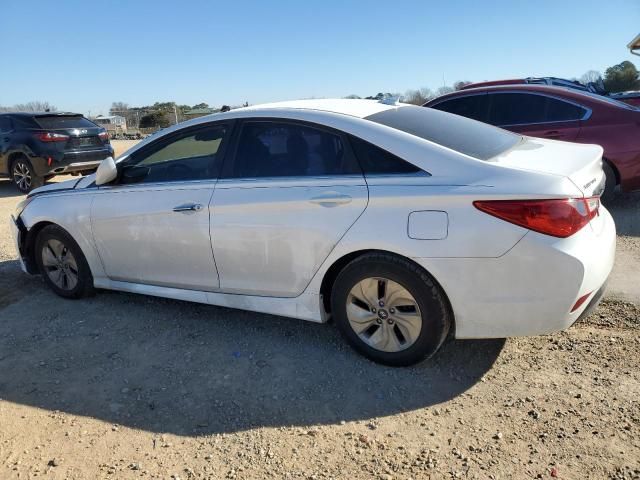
[28, 178, 82, 197]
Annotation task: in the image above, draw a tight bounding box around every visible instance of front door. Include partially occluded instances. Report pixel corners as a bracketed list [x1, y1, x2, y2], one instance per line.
[211, 120, 368, 297]
[91, 123, 230, 291]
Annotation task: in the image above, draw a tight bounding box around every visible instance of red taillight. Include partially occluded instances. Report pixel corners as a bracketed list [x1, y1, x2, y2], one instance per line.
[98, 131, 109, 141]
[473, 197, 599, 238]
[36, 132, 69, 143]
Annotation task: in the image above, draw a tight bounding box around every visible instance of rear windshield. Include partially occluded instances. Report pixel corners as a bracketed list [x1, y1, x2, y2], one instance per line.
[35, 115, 97, 129]
[365, 105, 521, 160]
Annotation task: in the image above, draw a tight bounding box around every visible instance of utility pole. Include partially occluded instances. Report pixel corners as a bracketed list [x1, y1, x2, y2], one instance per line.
[173, 105, 178, 125]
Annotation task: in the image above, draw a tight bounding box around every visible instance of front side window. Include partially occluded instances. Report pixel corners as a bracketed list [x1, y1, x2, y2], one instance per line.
[124, 125, 227, 183]
[225, 121, 360, 178]
[431, 94, 489, 122]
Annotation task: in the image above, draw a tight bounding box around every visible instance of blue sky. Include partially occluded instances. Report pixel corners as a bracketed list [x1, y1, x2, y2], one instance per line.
[1, 0, 638, 116]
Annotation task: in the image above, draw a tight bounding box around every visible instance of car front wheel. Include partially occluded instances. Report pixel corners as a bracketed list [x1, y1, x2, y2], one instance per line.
[331, 253, 452, 366]
[35, 225, 95, 299]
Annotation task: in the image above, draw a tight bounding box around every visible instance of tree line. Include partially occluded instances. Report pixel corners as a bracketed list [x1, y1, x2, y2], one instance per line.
[2, 61, 638, 117]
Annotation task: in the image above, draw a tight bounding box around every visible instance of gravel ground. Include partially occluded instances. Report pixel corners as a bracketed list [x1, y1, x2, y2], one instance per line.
[0, 167, 638, 479]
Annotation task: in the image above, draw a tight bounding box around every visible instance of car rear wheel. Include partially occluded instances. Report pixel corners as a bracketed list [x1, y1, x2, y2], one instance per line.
[35, 225, 95, 299]
[11, 156, 43, 193]
[331, 253, 452, 366]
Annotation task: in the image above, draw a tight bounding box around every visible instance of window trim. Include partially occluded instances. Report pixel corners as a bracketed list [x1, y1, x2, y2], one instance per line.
[115, 120, 235, 187]
[219, 117, 363, 181]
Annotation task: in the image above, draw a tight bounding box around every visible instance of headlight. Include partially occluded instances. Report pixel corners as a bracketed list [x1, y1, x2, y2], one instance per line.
[14, 196, 34, 218]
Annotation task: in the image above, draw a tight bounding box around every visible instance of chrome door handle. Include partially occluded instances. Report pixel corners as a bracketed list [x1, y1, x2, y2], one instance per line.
[309, 192, 352, 207]
[172, 203, 203, 212]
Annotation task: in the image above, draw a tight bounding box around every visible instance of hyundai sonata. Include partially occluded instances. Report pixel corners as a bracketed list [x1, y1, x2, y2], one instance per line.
[10, 99, 616, 366]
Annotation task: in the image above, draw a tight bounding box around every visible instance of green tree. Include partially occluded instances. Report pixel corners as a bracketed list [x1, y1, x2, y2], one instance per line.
[191, 102, 209, 109]
[603, 61, 640, 93]
[139, 112, 170, 129]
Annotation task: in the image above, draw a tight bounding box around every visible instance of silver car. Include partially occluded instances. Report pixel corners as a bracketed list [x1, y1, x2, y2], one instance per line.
[11, 99, 614, 366]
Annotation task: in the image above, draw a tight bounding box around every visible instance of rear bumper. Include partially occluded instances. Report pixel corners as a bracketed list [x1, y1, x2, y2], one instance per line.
[414, 207, 616, 339]
[31, 147, 113, 176]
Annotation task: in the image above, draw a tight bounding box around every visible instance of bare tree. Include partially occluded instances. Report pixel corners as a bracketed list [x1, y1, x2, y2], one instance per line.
[435, 86, 454, 96]
[454, 80, 472, 90]
[110, 102, 129, 115]
[580, 70, 602, 85]
[1, 101, 57, 112]
[403, 87, 434, 105]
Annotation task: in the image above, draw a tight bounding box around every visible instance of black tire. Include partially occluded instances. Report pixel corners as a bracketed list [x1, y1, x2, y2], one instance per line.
[34, 225, 95, 299]
[331, 253, 452, 366]
[601, 161, 617, 205]
[10, 156, 43, 193]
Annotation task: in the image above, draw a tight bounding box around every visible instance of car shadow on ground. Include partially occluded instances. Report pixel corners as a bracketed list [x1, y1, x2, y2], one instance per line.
[0, 259, 504, 436]
[0, 179, 24, 199]
[606, 190, 640, 237]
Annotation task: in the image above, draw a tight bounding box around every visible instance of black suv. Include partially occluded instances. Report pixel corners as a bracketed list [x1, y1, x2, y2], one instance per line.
[0, 112, 114, 192]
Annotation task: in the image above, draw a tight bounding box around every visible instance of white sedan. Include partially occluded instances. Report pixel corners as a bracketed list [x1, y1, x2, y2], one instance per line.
[10, 99, 615, 366]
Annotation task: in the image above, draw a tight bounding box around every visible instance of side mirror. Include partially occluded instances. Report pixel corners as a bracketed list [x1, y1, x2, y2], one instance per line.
[95, 157, 118, 186]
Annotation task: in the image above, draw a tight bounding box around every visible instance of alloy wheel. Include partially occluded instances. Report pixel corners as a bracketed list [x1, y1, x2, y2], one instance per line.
[346, 277, 422, 352]
[13, 161, 32, 191]
[41, 239, 79, 291]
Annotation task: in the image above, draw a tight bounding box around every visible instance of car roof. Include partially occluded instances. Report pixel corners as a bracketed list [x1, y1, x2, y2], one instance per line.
[239, 99, 399, 119]
[1, 112, 83, 117]
[428, 84, 605, 104]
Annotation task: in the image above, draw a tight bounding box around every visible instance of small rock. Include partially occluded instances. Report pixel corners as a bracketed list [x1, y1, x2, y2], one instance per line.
[493, 432, 503, 440]
[48, 458, 60, 467]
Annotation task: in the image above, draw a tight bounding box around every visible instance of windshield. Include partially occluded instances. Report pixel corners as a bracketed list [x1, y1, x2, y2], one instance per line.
[366, 105, 521, 160]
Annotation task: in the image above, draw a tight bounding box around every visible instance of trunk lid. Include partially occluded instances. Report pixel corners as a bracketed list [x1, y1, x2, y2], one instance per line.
[492, 136, 605, 197]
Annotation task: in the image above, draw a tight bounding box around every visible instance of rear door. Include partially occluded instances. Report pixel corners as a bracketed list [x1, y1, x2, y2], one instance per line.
[487, 92, 585, 141]
[210, 120, 368, 297]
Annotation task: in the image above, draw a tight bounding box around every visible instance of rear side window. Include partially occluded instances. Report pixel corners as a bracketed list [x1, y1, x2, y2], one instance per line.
[35, 115, 97, 129]
[546, 98, 587, 121]
[368, 105, 520, 161]
[350, 136, 421, 175]
[488, 93, 586, 126]
[225, 121, 360, 178]
[430, 94, 489, 122]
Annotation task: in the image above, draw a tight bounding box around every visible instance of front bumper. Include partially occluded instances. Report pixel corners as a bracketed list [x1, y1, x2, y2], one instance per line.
[414, 207, 616, 339]
[9, 215, 28, 273]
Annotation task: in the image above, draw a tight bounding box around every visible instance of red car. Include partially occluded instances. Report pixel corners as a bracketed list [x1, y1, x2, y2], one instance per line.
[424, 84, 640, 197]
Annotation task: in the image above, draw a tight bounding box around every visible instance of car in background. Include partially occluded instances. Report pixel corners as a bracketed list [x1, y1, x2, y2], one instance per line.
[424, 84, 640, 199]
[461, 77, 640, 107]
[11, 99, 615, 366]
[0, 112, 114, 193]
